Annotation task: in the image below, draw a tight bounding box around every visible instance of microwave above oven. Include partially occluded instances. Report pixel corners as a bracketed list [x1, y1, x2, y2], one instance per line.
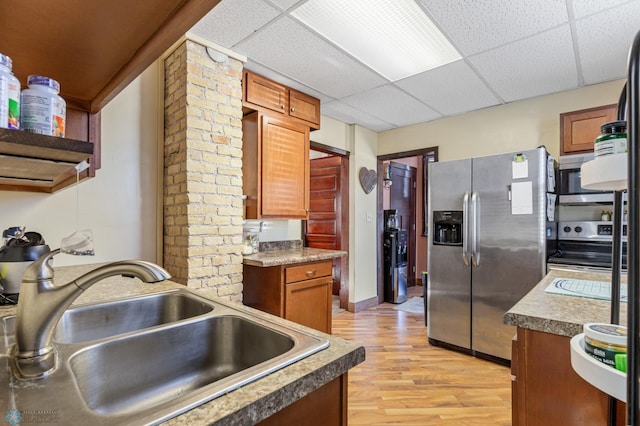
[558, 153, 614, 204]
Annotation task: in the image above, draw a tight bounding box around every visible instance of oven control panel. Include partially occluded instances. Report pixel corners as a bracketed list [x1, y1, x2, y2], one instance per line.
[559, 221, 627, 241]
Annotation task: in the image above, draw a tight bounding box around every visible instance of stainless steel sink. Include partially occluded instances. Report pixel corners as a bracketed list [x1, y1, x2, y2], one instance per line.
[54, 291, 214, 343]
[0, 289, 328, 425]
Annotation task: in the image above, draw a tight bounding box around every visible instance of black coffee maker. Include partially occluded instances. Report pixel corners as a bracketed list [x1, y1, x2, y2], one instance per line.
[0, 227, 50, 304]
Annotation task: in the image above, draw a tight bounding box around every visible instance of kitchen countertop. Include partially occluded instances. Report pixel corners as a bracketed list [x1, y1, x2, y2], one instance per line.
[242, 247, 347, 267]
[0, 262, 365, 425]
[504, 267, 627, 338]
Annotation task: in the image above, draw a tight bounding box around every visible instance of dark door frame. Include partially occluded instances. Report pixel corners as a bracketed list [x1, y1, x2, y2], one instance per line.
[309, 141, 350, 310]
[377, 147, 438, 305]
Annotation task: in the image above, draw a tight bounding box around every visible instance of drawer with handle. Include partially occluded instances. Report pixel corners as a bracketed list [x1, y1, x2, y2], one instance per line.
[285, 261, 332, 284]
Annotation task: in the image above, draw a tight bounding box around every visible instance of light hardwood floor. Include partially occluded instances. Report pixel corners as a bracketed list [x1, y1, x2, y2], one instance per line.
[332, 286, 512, 425]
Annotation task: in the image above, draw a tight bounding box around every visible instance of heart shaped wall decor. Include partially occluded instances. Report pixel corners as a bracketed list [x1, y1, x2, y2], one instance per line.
[359, 167, 377, 194]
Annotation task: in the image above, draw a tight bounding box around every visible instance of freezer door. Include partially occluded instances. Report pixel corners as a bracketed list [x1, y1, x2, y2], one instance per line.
[470, 148, 547, 360]
[427, 158, 472, 350]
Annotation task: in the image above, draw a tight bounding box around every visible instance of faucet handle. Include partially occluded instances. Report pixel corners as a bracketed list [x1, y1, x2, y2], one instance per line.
[22, 249, 60, 282]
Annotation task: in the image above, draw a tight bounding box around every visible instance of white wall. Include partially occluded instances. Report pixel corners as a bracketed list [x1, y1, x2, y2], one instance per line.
[0, 64, 160, 266]
[311, 117, 380, 304]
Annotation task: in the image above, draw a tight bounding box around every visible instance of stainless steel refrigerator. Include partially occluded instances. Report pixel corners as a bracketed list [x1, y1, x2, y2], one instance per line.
[427, 147, 555, 362]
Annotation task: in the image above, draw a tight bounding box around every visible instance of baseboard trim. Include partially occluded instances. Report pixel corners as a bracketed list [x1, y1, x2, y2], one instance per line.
[348, 296, 379, 313]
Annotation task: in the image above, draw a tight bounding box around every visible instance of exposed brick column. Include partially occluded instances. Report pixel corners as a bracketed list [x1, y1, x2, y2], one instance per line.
[163, 40, 244, 302]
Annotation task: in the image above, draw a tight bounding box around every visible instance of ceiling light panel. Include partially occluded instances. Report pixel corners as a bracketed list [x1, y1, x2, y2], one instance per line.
[291, 0, 461, 81]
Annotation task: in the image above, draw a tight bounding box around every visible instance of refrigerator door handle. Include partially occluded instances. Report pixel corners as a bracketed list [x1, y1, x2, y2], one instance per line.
[471, 191, 480, 266]
[463, 191, 470, 266]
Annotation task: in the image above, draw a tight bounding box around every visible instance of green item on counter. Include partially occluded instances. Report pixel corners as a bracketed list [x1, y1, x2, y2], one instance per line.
[615, 353, 627, 373]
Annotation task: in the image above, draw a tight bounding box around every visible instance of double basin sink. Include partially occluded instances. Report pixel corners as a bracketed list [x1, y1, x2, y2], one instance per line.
[0, 289, 328, 425]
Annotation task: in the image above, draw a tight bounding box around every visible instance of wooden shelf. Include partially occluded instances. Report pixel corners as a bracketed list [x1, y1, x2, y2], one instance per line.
[0, 129, 94, 193]
[0, 0, 222, 192]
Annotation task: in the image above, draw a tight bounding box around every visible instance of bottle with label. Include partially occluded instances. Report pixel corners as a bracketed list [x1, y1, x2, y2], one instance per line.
[594, 120, 627, 158]
[0, 53, 20, 130]
[20, 75, 66, 137]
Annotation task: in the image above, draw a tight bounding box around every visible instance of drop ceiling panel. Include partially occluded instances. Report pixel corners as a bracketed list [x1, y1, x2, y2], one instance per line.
[235, 16, 387, 99]
[418, 0, 569, 55]
[571, 0, 631, 18]
[190, 0, 280, 48]
[341, 85, 441, 127]
[469, 25, 578, 103]
[267, 0, 300, 11]
[575, 1, 640, 85]
[322, 101, 395, 132]
[395, 60, 502, 116]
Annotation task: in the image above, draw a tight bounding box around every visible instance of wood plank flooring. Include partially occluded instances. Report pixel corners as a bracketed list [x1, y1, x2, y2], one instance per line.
[332, 286, 512, 425]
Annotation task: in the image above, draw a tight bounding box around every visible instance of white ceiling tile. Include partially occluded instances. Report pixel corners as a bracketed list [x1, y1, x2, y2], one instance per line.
[342, 85, 442, 127]
[571, 0, 633, 19]
[267, 0, 303, 11]
[234, 16, 387, 98]
[395, 60, 502, 116]
[575, 1, 640, 85]
[322, 101, 395, 132]
[418, 0, 569, 55]
[468, 25, 578, 102]
[190, 0, 281, 48]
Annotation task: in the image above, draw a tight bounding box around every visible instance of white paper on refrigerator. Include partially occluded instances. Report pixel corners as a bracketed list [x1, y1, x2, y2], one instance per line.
[512, 181, 533, 215]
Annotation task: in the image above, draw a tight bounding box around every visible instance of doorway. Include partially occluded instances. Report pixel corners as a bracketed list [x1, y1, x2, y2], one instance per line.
[306, 141, 350, 310]
[377, 147, 438, 305]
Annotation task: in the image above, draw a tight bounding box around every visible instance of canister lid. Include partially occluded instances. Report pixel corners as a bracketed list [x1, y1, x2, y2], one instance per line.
[0, 53, 12, 70]
[27, 75, 60, 92]
[600, 120, 627, 134]
[584, 323, 627, 346]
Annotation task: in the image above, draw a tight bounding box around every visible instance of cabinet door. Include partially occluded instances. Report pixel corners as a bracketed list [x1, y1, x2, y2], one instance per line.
[285, 276, 332, 334]
[560, 104, 617, 155]
[289, 89, 321, 129]
[245, 71, 288, 115]
[261, 115, 310, 219]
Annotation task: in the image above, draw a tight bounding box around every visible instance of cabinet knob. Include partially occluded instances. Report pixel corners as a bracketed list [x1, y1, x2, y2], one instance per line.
[306, 269, 317, 277]
[281, 104, 286, 109]
[290, 107, 296, 112]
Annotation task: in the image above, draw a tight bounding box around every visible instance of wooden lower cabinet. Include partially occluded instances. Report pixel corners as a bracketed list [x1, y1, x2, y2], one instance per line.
[258, 373, 348, 425]
[512, 327, 625, 425]
[243, 260, 333, 334]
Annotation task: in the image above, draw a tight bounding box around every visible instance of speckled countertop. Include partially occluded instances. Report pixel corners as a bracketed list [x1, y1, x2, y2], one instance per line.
[242, 248, 347, 267]
[0, 263, 364, 425]
[504, 267, 626, 338]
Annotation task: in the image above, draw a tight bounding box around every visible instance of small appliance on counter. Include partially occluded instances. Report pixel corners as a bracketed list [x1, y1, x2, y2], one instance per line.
[0, 226, 50, 304]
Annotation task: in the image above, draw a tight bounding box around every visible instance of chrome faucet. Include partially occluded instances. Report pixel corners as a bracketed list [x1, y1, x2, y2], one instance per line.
[11, 249, 171, 379]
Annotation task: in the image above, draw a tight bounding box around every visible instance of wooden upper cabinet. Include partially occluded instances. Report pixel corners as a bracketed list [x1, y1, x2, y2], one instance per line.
[289, 89, 321, 127]
[243, 112, 310, 220]
[243, 70, 321, 129]
[244, 72, 288, 115]
[560, 104, 617, 155]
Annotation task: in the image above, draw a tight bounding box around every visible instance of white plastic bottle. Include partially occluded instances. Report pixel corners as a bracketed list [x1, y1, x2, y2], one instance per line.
[0, 53, 21, 130]
[20, 75, 66, 137]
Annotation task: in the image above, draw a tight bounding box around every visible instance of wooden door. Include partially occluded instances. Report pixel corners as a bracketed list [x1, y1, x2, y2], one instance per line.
[389, 161, 417, 286]
[306, 156, 345, 295]
[260, 115, 309, 218]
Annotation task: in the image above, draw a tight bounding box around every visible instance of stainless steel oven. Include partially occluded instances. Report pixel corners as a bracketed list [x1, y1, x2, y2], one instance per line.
[558, 153, 613, 204]
[548, 220, 626, 270]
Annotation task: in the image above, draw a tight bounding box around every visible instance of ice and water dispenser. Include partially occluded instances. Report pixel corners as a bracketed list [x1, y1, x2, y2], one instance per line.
[433, 211, 463, 246]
